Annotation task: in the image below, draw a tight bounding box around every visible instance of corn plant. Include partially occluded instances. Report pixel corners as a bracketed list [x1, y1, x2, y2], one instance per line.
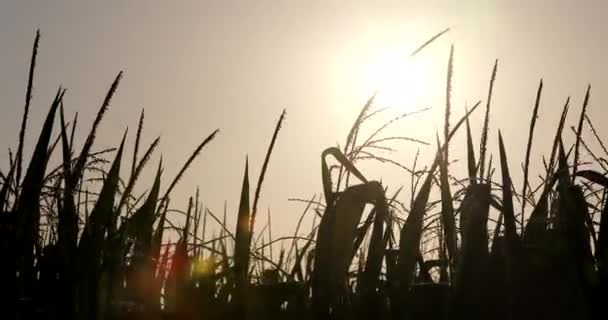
[1, 28, 607, 320]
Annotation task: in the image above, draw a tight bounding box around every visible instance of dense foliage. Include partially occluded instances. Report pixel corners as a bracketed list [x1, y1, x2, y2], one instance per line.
[2, 30, 607, 320]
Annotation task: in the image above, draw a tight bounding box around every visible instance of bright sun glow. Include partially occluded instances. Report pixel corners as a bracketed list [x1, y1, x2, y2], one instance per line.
[362, 50, 435, 109]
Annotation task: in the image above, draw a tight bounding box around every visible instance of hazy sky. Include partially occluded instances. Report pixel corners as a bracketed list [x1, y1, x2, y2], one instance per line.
[1, 1, 606, 239]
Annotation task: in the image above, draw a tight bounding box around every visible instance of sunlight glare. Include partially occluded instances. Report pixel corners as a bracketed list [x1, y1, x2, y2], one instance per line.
[362, 49, 435, 110]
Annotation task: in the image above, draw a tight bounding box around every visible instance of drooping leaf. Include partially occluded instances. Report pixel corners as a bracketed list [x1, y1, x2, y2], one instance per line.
[313, 180, 384, 317]
[362, 183, 390, 297]
[576, 170, 608, 188]
[321, 146, 368, 208]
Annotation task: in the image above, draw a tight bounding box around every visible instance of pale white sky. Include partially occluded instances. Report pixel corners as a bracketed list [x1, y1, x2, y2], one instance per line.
[1, 0, 606, 240]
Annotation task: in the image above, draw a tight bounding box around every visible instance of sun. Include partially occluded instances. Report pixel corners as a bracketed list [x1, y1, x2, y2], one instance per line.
[361, 49, 435, 109]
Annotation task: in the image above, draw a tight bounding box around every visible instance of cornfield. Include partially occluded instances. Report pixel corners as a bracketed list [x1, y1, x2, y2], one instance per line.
[2, 30, 607, 320]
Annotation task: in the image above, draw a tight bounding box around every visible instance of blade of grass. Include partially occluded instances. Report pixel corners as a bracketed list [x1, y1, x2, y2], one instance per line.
[131, 108, 144, 177]
[233, 158, 251, 311]
[479, 60, 498, 178]
[444, 45, 454, 163]
[250, 109, 286, 233]
[521, 79, 543, 228]
[410, 27, 451, 56]
[158, 129, 219, 215]
[70, 72, 123, 192]
[15, 29, 40, 191]
[572, 85, 591, 180]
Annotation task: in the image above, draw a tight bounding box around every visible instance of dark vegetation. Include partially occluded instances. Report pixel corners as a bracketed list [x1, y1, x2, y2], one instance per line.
[2, 29, 608, 320]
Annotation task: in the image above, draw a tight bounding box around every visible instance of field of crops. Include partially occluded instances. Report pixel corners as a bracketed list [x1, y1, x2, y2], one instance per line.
[1, 30, 607, 320]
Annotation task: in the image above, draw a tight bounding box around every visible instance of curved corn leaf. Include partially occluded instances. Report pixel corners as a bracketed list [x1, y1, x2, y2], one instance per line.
[321, 147, 368, 207]
[362, 183, 389, 295]
[576, 170, 608, 188]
